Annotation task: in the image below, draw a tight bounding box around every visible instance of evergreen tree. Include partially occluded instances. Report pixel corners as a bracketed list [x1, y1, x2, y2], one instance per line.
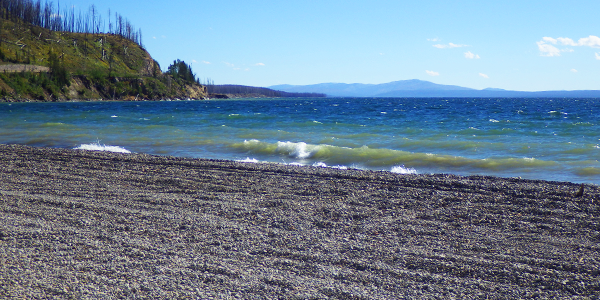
[167, 59, 196, 83]
[48, 51, 69, 87]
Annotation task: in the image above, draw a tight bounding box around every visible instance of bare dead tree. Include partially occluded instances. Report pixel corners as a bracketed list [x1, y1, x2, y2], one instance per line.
[0, 0, 144, 46]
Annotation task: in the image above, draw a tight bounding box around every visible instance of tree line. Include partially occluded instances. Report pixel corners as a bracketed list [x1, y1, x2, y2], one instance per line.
[0, 0, 143, 47]
[167, 59, 197, 84]
[207, 84, 326, 98]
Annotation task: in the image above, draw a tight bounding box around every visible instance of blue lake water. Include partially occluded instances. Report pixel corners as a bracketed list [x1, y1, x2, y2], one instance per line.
[1, 98, 599, 184]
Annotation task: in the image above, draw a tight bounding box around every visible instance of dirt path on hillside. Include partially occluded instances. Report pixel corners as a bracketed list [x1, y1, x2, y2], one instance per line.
[0, 64, 49, 73]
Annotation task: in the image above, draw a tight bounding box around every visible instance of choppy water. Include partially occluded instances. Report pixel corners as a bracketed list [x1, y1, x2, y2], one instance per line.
[1, 98, 599, 184]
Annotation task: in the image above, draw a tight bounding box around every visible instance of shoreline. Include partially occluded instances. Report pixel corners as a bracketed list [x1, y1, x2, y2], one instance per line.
[1, 144, 599, 298]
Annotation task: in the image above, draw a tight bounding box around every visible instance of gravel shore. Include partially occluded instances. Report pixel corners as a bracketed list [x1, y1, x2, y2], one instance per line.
[1, 144, 599, 299]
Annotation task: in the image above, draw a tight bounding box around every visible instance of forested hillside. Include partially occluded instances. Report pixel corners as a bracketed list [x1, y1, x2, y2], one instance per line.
[207, 84, 326, 98]
[0, 0, 207, 101]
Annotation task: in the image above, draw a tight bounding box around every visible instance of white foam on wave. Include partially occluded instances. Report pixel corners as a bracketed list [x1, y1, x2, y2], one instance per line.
[391, 165, 417, 174]
[74, 143, 131, 153]
[312, 161, 348, 169]
[276, 141, 318, 159]
[237, 157, 259, 163]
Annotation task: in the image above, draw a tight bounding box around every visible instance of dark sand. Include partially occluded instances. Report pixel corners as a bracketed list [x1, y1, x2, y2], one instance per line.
[1, 144, 599, 299]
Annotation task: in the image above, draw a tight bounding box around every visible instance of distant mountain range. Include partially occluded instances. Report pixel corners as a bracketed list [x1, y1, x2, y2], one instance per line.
[270, 80, 600, 98]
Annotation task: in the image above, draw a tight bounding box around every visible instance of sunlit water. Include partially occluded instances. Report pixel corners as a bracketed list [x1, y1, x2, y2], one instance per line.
[1, 98, 599, 184]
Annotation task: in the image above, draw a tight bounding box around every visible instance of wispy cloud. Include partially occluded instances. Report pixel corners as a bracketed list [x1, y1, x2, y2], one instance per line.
[426, 70, 440, 76]
[570, 69, 578, 73]
[254, 63, 265, 66]
[596, 52, 600, 60]
[537, 35, 600, 57]
[427, 38, 440, 42]
[537, 41, 562, 57]
[464, 51, 480, 59]
[433, 42, 467, 49]
[478, 73, 489, 79]
[201, 61, 211, 64]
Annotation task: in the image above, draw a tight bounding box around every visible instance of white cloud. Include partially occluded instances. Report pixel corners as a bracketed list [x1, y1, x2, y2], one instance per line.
[571, 69, 578, 73]
[449, 43, 466, 48]
[427, 38, 440, 42]
[596, 52, 600, 60]
[426, 70, 440, 76]
[433, 42, 467, 49]
[537, 41, 562, 57]
[464, 51, 480, 59]
[254, 63, 265, 66]
[537, 35, 600, 57]
[577, 35, 600, 48]
[201, 61, 211, 64]
[479, 73, 489, 78]
[192, 60, 197, 63]
[557, 37, 577, 46]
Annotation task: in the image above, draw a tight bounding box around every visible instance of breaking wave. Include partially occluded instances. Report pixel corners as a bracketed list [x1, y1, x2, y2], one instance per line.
[74, 143, 131, 153]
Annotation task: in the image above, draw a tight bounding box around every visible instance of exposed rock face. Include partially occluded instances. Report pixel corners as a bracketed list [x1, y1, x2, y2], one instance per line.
[185, 84, 207, 99]
[138, 51, 160, 77]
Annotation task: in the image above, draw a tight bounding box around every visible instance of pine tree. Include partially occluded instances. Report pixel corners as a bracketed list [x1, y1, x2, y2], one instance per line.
[167, 59, 197, 84]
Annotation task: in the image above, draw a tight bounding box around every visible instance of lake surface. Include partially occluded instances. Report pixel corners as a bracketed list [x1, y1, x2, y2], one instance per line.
[1, 98, 599, 184]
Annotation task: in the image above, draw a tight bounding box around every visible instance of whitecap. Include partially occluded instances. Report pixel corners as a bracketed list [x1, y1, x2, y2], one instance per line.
[237, 157, 259, 163]
[391, 165, 417, 174]
[331, 165, 348, 170]
[74, 143, 131, 153]
[276, 141, 316, 159]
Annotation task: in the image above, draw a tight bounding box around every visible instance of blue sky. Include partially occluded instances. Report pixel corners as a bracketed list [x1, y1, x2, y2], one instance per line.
[64, 0, 599, 91]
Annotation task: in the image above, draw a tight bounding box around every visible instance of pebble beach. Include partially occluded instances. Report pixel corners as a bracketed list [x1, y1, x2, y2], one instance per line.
[1, 144, 599, 298]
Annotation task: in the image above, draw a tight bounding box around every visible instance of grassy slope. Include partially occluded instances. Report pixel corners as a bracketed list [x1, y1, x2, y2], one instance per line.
[0, 17, 206, 101]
